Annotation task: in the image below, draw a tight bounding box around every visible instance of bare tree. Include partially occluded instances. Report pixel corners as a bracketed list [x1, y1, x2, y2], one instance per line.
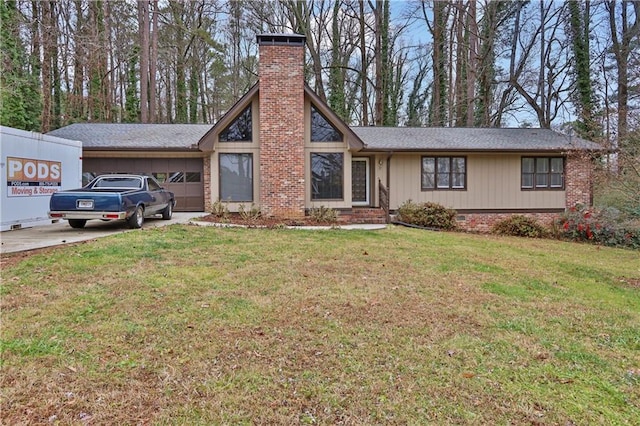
[606, 0, 640, 141]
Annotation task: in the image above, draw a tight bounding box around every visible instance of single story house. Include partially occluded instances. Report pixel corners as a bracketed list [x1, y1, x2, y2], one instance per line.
[48, 33, 602, 231]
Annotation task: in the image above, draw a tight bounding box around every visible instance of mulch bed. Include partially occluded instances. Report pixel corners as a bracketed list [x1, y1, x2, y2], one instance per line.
[196, 213, 340, 228]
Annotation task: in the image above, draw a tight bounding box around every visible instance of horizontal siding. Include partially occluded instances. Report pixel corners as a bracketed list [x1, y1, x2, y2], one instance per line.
[389, 153, 565, 210]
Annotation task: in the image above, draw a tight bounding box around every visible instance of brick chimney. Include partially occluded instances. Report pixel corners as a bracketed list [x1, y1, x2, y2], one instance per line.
[257, 33, 306, 218]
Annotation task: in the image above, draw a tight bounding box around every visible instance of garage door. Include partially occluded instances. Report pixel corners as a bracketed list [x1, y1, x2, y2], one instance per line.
[83, 158, 204, 211]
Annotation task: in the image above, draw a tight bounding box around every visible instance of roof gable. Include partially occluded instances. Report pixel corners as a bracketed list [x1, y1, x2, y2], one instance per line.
[199, 83, 259, 151]
[304, 84, 365, 150]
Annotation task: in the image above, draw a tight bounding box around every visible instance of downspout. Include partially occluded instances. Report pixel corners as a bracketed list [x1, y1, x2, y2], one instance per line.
[386, 152, 393, 223]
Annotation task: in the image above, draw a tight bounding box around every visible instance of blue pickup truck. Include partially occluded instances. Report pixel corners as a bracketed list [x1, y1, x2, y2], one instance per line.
[49, 174, 175, 229]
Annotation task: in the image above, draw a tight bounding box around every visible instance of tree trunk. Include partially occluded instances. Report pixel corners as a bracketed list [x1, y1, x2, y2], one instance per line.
[358, 0, 369, 126]
[149, 0, 158, 122]
[607, 0, 640, 141]
[138, 0, 150, 123]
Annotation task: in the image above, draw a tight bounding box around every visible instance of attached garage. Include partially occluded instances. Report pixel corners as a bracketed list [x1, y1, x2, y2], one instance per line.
[47, 124, 212, 212]
[82, 157, 204, 211]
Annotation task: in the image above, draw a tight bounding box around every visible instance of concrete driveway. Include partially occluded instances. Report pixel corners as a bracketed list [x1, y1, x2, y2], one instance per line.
[0, 212, 203, 254]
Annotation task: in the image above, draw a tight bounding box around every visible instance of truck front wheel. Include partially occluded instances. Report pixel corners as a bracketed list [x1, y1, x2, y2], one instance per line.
[68, 219, 87, 229]
[128, 206, 144, 229]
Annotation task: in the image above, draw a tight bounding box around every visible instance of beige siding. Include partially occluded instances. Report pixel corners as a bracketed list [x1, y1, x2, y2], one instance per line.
[210, 99, 261, 212]
[389, 153, 565, 210]
[304, 98, 352, 209]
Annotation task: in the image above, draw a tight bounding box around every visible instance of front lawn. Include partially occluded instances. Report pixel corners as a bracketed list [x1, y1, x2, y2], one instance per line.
[1, 225, 639, 424]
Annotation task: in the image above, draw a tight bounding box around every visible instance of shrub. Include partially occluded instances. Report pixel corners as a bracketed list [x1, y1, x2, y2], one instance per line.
[210, 199, 229, 219]
[238, 203, 261, 222]
[308, 206, 338, 223]
[396, 200, 457, 230]
[492, 215, 548, 238]
[555, 204, 640, 249]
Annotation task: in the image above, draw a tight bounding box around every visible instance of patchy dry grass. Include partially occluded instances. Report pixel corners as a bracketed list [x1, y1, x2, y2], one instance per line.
[1, 225, 639, 425]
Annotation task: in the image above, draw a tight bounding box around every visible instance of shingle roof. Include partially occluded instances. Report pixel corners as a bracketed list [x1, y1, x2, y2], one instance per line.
[47, 123, 213, 150]
[352, 127, 603, 152]
[48, 123, 603, 152]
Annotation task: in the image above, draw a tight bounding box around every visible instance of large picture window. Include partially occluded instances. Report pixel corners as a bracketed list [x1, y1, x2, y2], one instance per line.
[311, 105, 342, 142]
[219, 153, 253, 201]
[522, 157, 564, 190]
[220, 106, 252, 142]
[311, 153, 343, 200]
[421, 156, 466, 190]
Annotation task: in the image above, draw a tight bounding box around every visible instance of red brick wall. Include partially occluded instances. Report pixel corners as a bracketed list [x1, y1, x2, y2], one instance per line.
[258, 38, 305, 218]
[565, 151, 593, 209]
[455, 211, 561, 233]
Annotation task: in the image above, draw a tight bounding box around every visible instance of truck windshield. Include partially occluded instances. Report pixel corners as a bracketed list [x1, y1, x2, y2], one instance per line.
[93, 177, 142, 189]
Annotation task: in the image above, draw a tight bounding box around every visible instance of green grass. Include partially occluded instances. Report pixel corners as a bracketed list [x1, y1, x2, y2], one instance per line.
[1, 225, 639, 424]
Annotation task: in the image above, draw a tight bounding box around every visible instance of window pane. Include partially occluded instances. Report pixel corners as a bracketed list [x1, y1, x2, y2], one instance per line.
[452, 173, 465, 188]
[550, 158, 563, 173]
[452, 158, 465, 188]
[153, 172, 167, 183]
[220, 153, 253, 201]
[536, 173, 548, 187]
[311, 106, 343, 142]
[220, 106, 252, 142]
[186, 172, 201, 183]
[169, 172, 184, 183]
[422, 157, 435, 189]
[311, 153, 343, 199]
[437, 173, 450, 188]
[452, 157, 465, 173]
[522, 174, 534, 188]
[148, 178, 161, 191]
[522, 158, 534, 173]
[550, 173, 563, 188]
[536, 158, 549, 173]
[437, 157, 450, 173]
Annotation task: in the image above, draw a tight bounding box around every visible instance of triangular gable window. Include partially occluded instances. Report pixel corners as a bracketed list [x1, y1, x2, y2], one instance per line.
[220, 106, 252, 142]
[311, 105, 342, 142]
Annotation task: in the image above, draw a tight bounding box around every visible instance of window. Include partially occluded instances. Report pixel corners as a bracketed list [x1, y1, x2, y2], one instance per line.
[421, 156, 466, 190]
[220, 154, 253, 201]
[522, 157, 564, 189]
[311, 153, 343, 200]
[147, 177, 161, 191]
[220, 106, 252, 142]
[311, 105, 342, 142]
[152, 172, 167, 183]
[185, 172, 201, 183]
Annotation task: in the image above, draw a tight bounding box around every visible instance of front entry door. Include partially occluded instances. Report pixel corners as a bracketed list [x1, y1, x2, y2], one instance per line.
[352, 158, 370, 206]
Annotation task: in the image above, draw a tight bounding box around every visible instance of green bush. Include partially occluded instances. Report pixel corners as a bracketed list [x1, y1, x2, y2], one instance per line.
[396, 200, 457, 230]
[555, 204, 640, 249]
[492, 215, 548, 238]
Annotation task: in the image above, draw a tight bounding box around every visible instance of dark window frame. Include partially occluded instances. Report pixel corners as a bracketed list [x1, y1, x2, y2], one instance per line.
[311, 105, 343, 142]
[311, 152, 344, 200]
[421, 156, 467, 191]
[521, 156, 565, 190]
[219, 106, 253, 142]
[219, 153, 254, 202]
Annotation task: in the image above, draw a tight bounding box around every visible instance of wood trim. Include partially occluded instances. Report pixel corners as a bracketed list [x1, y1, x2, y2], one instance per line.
[83, 151, 205, 158]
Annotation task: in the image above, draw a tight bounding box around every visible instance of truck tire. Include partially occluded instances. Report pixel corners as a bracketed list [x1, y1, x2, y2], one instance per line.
[161, 201, 173, 220]
[128, 206, 144, 229]
[68, 219, 87, 229]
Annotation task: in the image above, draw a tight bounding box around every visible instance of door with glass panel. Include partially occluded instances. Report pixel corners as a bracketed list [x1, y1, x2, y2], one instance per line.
[351, 158, 370, 206]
